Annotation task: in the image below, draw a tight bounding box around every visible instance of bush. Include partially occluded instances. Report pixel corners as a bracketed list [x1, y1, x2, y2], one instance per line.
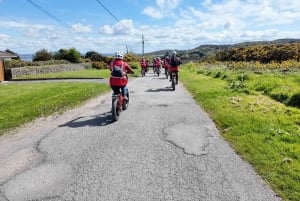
[33, 49, 52, 61]
[66, 48, 81, 63]
[92, 62, 108, 69]
[5, 59, 70, 68]
[53, 48, 82, 63]
[124, 53, 139, 62]
[130, 63, 139, 69]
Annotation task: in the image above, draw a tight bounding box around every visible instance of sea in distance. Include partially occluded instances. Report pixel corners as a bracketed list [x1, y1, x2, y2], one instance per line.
[19, 54, 33, 61]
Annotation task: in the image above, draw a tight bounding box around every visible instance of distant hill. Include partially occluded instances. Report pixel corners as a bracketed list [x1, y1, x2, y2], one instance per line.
[144, 38, 300, 62]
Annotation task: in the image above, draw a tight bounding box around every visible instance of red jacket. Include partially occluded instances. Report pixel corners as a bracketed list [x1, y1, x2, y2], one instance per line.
[140, 59, 147, 68]
[154, 58, 161, 67]
[109, 59, 133, 75]
[109, 59, 134, 87]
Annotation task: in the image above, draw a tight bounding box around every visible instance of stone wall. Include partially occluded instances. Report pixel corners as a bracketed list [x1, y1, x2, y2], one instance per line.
[10, 63, 92, 79]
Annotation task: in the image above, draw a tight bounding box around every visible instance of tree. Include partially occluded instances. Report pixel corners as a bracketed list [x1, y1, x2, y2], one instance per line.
[33, 49, 52, 61]
[53, 49, 68, 60]
[53, 48, 81, 63]
[85, 51, 98, 59]
[66, 48, 81, 63]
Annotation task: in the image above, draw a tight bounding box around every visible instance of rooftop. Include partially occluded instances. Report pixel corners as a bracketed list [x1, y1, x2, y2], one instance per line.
[0, 51, 18, 59]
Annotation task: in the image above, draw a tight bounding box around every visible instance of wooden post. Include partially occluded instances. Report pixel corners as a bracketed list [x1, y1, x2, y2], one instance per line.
[0, 60, 4, 81]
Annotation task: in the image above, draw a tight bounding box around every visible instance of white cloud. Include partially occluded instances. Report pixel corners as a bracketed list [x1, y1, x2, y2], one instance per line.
[142, 0, 182, 19]
[99, 19, 135, 35]
[71, 23, 92, 33]
[99, 25, 114, 34]
[0, 34, 11, 48]
[142, 7, 164, 19]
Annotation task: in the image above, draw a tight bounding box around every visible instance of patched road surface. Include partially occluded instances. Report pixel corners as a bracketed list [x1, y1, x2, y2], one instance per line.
[0, 72, 282, 201]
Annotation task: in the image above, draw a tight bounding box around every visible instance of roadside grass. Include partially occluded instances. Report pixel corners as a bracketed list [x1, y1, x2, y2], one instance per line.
[15, 69, 111, 80]
[0, 82, 110, 135]
[15, 65, 140, 80]
[181, 63, 300, 201]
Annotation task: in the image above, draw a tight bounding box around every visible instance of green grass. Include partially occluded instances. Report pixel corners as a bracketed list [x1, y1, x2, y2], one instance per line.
[180, 64, 300, 201]
[15, 67, 140, 80]
[15, 69, 111, 79]
[0, 82, 110, 135]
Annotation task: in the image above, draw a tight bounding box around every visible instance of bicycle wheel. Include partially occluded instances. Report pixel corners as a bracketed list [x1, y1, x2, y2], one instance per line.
[111, 98, 120, 121]
[123, 91, 129, 110]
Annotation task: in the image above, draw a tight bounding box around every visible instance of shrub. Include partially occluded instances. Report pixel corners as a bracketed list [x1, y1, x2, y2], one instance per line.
[5, 59, 70, 68]
[66, 48, 81, 63]
[53, 49, 68, 60]
[53, 48, 82, 63]
[130, 63, 139, 69]
[33, 49, 52, 61]
[92, 62, 108, 69]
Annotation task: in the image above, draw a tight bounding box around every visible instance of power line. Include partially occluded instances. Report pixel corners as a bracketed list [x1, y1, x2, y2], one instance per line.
[95, 0, 133, 34]
[26, 0, 69, 28]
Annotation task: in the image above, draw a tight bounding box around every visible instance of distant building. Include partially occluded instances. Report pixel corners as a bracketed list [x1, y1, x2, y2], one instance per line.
[0, 51, 18, 81]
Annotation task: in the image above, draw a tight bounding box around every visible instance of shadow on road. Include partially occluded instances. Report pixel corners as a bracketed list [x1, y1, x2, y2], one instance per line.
[145, 87, 172, 92]
[58, 112, 113, 128]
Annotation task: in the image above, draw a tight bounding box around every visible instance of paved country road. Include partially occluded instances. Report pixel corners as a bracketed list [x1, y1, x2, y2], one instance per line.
[0, 72, 282, 201]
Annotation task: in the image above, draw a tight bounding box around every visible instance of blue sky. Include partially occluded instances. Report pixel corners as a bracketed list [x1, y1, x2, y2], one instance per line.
[1, 0, 300, 55]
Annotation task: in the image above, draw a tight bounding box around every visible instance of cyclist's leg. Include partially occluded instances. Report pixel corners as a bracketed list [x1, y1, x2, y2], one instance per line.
[111, 86, 120, 95]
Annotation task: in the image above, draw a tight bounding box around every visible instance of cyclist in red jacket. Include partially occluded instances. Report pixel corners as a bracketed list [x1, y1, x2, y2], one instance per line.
[169, 51, 182, 84]
[163, 56, 170, 77]
[140, 56, 148, 73]
[109, 51, 134, 99]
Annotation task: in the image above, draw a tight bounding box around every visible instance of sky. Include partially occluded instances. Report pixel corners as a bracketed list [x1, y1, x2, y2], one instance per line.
[1, 0, 300, 55]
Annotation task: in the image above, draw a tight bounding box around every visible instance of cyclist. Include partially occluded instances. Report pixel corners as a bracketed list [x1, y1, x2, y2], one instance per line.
[154, 56, 161, 74]
[109, 51, 134, 100]
[169, 51, 182, 84]
[163, 55, 170, 78]
[140, 56, 148, 74]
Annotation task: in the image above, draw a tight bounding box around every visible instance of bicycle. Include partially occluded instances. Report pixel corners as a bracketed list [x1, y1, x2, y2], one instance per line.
[170, 71, 177, 91]
[141, 67, 146, 77]
[111, 88, 129, 121]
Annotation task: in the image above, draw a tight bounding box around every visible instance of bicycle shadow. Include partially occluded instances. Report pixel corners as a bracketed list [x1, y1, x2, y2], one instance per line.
[145, 86, 172, 92]
[59, 111, 113, 128]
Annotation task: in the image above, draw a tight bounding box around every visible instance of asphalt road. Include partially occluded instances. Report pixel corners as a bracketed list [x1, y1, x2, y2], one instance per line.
[0, 71, 282, 201]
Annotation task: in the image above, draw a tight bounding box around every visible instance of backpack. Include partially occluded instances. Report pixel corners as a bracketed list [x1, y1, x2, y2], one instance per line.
[111, 62, 123, 77]
[170, 56, 180, 67]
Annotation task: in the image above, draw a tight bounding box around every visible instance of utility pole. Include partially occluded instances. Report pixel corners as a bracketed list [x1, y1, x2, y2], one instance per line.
[296, 43, 299, 62]
[142, 34, 144, 56]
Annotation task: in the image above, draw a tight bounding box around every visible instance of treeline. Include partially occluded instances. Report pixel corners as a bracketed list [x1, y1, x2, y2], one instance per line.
[215, 43, 300, 63]
[6, 48, 139, 69]
[32, 48, 139, 63]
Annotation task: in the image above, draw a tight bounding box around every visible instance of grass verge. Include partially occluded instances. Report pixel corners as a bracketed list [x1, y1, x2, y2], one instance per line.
[180, 63, 300, 201]
[14, 69, 111, 80]
[0, 82, 110, 135]
[14, 63, 140, 80]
